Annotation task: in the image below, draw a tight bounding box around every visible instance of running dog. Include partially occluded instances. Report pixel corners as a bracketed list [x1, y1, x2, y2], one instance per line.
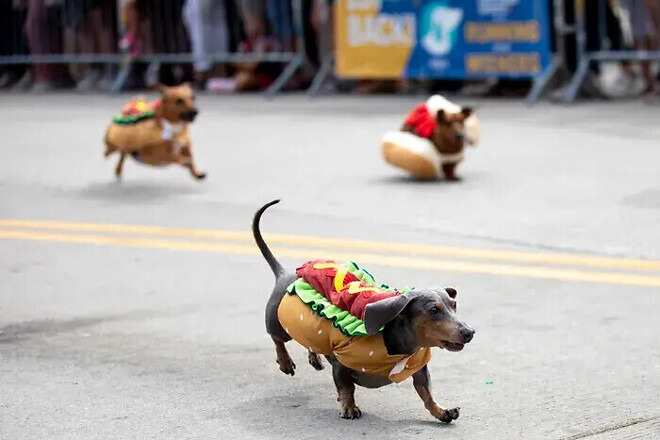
[253, 200, 475, 422]
[104, 83, 206, 180]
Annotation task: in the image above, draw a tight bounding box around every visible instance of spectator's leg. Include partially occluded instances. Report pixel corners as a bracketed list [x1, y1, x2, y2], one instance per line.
[239, 0, 265, 45]
[183, 0, 215, 85]
[642, 0, 660, 87]
[266, 0, 293, 51]
[627, 0, 656, 93]
[207, 0, 230, 77]
[584, 0, 601, 75]
[25, 0, 48, 83]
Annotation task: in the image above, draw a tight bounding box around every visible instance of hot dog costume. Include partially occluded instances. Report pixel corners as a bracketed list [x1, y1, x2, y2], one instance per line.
[381, 95, 480, 180]
[105, 96, 190, 165]
[278, 260, 432, 382]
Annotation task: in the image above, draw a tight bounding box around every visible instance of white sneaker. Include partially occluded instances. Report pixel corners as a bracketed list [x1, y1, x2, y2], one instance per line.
[11, 71, 33, 91]
[76, 68, 102, 92]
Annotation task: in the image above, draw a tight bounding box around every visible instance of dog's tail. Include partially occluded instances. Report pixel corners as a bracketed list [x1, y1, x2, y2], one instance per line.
[252, 199, 286, 278]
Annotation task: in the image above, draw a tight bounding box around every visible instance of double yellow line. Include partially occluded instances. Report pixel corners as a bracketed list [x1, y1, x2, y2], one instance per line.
[1, 219, 660, 288]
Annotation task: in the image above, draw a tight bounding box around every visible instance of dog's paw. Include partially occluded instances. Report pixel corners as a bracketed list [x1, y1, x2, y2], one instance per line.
[437, 407, 460, 423]
[276, 358, 296, 376]
[308, 351, 324, 371]
[195, 172, 207, 180]
[340, 405, 362, 420]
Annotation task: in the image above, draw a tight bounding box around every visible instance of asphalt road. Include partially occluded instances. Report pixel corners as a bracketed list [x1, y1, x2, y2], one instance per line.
[1, 94, 659, 440]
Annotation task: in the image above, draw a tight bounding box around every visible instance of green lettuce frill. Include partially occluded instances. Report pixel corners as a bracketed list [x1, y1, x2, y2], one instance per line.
[286, 261, 412, 337]
[113, 110, 155, 125]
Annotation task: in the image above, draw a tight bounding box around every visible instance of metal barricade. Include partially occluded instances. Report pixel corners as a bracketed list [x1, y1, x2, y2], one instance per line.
[526, 0, 576, 102]
[559, 0, 660, 103]
[0, 0, 307, 95]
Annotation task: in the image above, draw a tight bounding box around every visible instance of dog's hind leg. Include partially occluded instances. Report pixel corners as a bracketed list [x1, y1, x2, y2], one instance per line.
[441, 163, 461, 181]
[273, 337, 296, 376]
[307, 349, 324, 371]
[115, 151, 127, 179]
[328, 357, 361, 419]
[104, 143, 117, 157]
[412, 365, 460, 423]
[186, 162, 206, 180]
[265, 279, 298, 376]
[179, 146, 206, 180]
[104, 131, 116, 157]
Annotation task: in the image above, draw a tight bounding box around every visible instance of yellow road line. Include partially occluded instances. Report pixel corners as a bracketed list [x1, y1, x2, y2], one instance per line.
[0, 219, 658, 271]
[1, 228, 660, 288]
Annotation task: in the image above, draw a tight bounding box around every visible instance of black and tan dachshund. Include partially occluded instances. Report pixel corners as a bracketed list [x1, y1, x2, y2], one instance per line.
[253, 200, 475, 423]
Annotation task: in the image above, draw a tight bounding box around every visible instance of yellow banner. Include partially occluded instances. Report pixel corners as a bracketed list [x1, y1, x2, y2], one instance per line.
[335, 0, 415, 78]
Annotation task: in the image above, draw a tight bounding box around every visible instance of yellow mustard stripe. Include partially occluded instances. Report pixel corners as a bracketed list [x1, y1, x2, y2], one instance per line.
[334, 266, 349, 292]
[346, 281, 380, 294]
[1, 228, 660, 288]
[312, 262, 339, 270]
[0, 219, 657, 271]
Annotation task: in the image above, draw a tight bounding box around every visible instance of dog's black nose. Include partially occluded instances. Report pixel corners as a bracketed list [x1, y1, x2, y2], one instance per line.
[460, 326, 475, 343]
[182, 108, 198, 122]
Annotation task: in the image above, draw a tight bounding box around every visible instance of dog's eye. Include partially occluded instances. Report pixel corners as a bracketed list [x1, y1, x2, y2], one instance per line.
[430, 306, 441, 315]
[176, 98, 185, 105]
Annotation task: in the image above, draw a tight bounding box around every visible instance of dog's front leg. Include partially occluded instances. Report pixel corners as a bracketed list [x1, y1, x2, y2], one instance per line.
[441, 163, 460, 181]
[329, 358, 361, 419]
[272, 337, 296, 376]
[115, 151, 127, 179]
[412, 365, 460, 423]
[177, 144, 206, 180]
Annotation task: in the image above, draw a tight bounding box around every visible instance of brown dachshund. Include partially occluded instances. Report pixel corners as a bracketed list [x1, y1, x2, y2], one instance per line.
[402, 108, 473, 181]
[104, 83, 206, 180]
[253, 200, 475, 423]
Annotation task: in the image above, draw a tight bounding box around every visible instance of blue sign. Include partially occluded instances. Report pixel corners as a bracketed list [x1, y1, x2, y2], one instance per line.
[380, 0, 552, 79]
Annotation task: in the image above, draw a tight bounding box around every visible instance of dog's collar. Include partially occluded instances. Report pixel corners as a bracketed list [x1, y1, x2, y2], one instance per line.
[160, 118, 185, 141]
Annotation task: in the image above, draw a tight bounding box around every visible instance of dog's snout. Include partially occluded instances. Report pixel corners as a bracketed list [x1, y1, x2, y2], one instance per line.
[459, 326, 475, 343]
[182, 108, 198, 122]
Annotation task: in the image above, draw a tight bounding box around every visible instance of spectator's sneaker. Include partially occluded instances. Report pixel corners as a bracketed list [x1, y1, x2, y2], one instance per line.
[612, 72, 637, 96]
[30, 80, 56, 94]
[76, 69, 102, 92]
[11, 71, 32, 91]
[206, 77, 236, 92]
[120, 31, 145, 58]
[96, 70, 116, 92]
[0, 72, 19, 89]
[550, 73, 608, 101]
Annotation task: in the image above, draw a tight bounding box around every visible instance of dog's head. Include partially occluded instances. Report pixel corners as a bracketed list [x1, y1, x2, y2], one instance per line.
[151, 83, 198, 123]
[364, 287, 475, 356]
[431, 108, 473, 153]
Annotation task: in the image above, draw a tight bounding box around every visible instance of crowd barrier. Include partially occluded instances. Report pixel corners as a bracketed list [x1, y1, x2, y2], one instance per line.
[558, 0, 660, 102]
[309, 0, 659, 103]
[0, 0, 307, 95]
[1, 0, 657, 100]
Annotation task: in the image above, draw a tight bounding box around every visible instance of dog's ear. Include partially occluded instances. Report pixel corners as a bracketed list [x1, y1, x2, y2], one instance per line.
[149, 83, 167, 94]
[382, 312, 418, 355]
[445, 287, 457, 299]
[364, 294, 414, 336]
[460, 107, 473, 119]
[436, 109, 448, 124]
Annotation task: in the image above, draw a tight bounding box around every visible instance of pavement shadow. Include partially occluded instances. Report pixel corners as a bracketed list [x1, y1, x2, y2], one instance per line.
[231, 394, 458, 440]
[79, 180, 202, 203]
[371, 175, 455, 185]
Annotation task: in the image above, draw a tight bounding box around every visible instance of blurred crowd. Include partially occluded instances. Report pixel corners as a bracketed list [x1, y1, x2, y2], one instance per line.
[0, 0, 658, 97]
[0, 0, 332, 92]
